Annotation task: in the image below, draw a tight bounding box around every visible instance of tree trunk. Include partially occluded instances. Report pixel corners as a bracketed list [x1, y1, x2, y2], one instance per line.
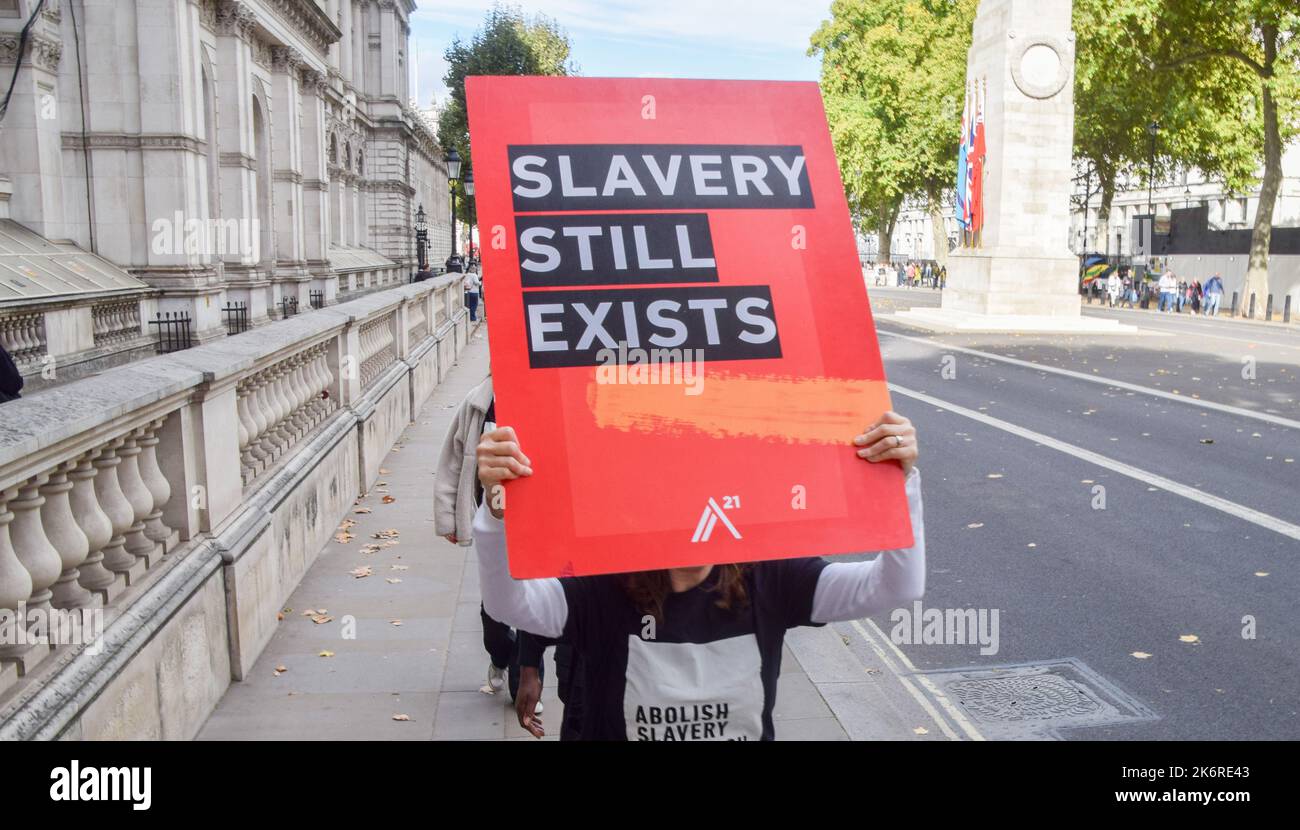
[1243, 25, 1280, 318]
[928, 194, 949, 270]
[875, 199, 901, 264]
[1096, 163, 1116, 255]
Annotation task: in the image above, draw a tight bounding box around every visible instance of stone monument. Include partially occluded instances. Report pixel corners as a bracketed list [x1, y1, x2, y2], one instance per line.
[895, 0, 1134, 333]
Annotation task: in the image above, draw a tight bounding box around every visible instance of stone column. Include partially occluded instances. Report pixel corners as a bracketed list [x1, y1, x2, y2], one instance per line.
[895, 0, 1132, 334]
[0, 5, 66, 241]
[271, 46, 309, 311]
[215, 1, 270, 323]
[300, 69, 332, 300]
[130, 0, 225, 340]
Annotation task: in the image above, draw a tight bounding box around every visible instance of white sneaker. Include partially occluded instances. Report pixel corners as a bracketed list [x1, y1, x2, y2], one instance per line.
[487, 663, 506, 691]
[534, 701, 544, 715]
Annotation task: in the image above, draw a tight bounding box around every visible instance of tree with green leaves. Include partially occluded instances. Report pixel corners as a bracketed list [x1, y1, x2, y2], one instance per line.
[1146, 0, 1300, 315]
[437, 4, 575, 225]
[810, 0, 976, 264]
[1073, 0, 1262, 262]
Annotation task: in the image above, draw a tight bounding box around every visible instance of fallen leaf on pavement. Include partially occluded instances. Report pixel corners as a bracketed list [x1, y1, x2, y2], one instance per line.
[354, 507, 372, 514]
[386, 578, 402, 584]
[390, 619, 403, 626]
[319, 650, 335, 658]
[1179, 634, 1200, 644]
[312, 615, 333, 625]
[350, 566, 373, 579]
[382, 495, 396, 504]
[1255, 571, 1269, 577]
[1131, 652, 1152, 659]
[966, 522, 984, 529]
[913, 727, 929, 735]
[392, 714, 410, 722]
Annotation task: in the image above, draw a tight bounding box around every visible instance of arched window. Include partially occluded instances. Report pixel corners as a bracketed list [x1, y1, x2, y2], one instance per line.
[356, 149, 363, 175]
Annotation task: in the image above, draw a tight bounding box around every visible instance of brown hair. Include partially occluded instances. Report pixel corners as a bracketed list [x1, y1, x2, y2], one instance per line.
[621, 564, 751, 625]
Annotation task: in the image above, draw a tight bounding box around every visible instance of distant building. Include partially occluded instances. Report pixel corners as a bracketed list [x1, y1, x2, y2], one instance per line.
[0, 0, 452, 388]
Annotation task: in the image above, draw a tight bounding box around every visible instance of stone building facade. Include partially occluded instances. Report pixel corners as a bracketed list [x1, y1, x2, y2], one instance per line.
[0, 0, 451, 353]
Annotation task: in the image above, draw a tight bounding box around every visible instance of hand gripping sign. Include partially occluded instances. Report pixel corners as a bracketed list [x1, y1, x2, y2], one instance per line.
[466, 76, 912, 578]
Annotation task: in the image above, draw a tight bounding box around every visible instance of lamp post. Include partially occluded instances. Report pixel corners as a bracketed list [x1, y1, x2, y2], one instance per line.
[1146, 120, 1159, 227]
[463, 168, 475, 262]
[1184, 186, 1192, 208]
[414, 204, 428, 273]
[446, 147, 462, 265]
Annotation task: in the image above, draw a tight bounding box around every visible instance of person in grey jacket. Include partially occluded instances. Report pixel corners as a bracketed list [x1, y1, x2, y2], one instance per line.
[434, 375, 545, 701]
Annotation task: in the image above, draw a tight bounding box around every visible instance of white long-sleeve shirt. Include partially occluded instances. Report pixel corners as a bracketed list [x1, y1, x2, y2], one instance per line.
[473, 467, 925, 740]
[474, 467, 925, 635]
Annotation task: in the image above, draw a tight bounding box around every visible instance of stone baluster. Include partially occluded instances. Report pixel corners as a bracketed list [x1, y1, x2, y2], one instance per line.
[0, 486, 35, 673]
[247, 372, 273, 470]
[265, 365, 293, 457]
[42, 460, 94, 610]
[93, 438, 144, 584]
[137, 418, 174, 551]
[116, 431, 158, 568]
[236, 381, 255, 483]
[70, 449, 120, 602]
[286, 355, 310, 437]
[6, 476, 60, 668]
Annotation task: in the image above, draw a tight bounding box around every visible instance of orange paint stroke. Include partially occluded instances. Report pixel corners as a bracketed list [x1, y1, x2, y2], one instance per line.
[587, 373, 893, 444]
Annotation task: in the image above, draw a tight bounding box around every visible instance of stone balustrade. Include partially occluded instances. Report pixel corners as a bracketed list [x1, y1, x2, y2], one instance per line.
[0, 274, 470, 739]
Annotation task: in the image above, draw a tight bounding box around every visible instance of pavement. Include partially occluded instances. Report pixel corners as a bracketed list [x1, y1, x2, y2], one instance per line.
[199, 288, 1300, 741]
[198, 324, 944, 741]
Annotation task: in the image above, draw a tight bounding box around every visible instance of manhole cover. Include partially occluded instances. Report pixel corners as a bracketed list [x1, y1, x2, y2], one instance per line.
[918, 658, 1157, 739]
[947, 673, 1101, 722]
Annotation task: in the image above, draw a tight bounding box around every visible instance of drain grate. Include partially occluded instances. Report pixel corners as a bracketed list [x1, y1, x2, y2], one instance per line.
[947, 672, 1101, 722]
[918, 658, 1157, 739]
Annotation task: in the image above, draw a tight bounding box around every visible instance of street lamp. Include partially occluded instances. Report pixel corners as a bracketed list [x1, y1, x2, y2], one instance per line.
[1146, 121, 1159, 231]
[414, 203, 428, 272]
[1184, 186, 1192, 208]
[446, 147, 462, 265]
[463, 168, 475, 260]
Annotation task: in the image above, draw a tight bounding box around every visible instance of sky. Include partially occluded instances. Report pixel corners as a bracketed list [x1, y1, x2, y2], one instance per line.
[408, 0, 832, 110]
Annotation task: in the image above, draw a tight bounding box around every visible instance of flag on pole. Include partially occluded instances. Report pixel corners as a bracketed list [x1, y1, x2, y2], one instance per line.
[969, 80, 986, 236]
[955, 81, 969, 231]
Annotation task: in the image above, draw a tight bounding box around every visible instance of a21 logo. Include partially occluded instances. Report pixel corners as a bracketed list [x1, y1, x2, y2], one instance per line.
[690, 496, 742, 543]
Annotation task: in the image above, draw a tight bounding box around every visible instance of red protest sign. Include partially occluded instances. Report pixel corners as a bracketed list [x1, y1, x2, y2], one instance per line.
[465, 76, 911, 578]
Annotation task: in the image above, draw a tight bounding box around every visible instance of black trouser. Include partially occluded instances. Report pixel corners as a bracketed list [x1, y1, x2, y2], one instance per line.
[481, 604, 543, 699]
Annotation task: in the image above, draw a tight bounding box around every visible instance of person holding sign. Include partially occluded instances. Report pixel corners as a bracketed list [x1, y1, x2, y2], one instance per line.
[471, 412, 924, 741]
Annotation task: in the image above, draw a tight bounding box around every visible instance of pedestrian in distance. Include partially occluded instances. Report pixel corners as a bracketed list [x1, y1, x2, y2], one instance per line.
[1203, 273, 1224, 317]
[462, 267, 481, 322]
[1106, 269, 1122, 308]
[472, 411, 926, 741]
[1158, 271, 1178, 313]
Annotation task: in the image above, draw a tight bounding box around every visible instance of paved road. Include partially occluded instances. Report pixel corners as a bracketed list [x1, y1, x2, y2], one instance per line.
[858, 287, 1300, 740]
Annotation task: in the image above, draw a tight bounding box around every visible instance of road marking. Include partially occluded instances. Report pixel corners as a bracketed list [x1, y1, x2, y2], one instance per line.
[1081, 309, 1300, 351]
[878, 329, 1300, 431]
[844, 619, 964, 741]
[851, 618, 987, 742]
[890, 382, 1300, 542]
